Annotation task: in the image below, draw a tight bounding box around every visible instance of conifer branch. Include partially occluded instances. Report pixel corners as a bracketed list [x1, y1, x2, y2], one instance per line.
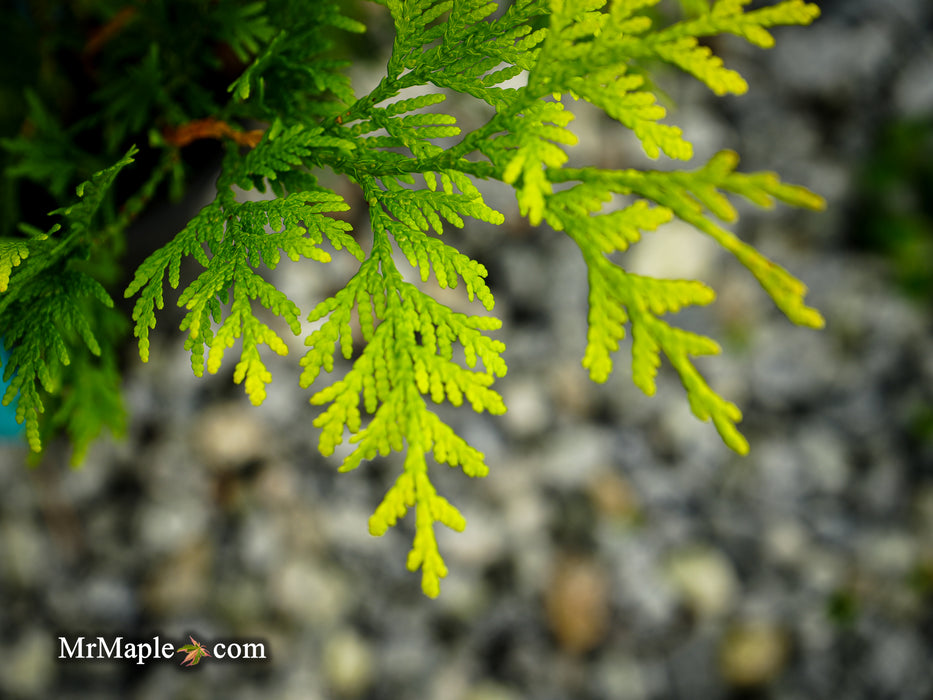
[3, 0, 824, 595]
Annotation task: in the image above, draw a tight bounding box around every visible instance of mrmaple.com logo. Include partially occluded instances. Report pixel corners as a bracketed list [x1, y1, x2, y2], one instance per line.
[58, 635, 267, 667]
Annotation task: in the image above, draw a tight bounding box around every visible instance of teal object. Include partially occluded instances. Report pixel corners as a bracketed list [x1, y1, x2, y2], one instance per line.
[0, 339, 23, 439]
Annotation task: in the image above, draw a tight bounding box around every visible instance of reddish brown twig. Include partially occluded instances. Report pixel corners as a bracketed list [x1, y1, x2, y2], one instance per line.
[162, 117, 265, 149]
[84, 6, 139, 57]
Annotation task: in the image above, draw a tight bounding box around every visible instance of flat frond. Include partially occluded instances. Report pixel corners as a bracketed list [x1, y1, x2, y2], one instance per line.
[125, 186, 357, 396]
[227, 3, 364, 106]
[0, 150, 135, 455]
[637, 0, 821, 94]
[374, 182, 502, 308]
[492, 100, 577, 225]
[302, 197, 507, 596]
[590, 152, 825, 328]
[2, 271, 121, 455]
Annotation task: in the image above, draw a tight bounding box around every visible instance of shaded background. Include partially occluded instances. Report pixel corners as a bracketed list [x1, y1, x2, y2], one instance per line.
[2, 0, 933, 697]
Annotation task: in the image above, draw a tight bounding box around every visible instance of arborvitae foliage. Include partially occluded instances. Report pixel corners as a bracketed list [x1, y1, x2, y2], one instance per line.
[1, 0, 823, 596]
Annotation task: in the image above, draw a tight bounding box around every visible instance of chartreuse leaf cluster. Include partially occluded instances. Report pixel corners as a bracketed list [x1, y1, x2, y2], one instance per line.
[2, 0, 823, 596]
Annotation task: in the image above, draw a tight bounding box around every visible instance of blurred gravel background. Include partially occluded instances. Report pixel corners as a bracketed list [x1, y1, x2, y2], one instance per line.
[2, 1, 933, 698]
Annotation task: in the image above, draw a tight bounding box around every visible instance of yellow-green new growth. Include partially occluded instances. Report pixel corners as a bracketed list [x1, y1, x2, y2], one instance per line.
[302, 192, 506, 595]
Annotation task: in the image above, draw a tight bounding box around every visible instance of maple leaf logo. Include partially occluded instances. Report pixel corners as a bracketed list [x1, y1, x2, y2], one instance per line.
[176, 636, 211, 667]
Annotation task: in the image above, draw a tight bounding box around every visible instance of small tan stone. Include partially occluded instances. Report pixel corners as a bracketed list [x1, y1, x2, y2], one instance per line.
[587, 471, 640, 522]
[191, 402, 269, 470]
[323, 630, 375, 698]
[666, 546, 738, 620]
[544, 554, 611, 655]
[719, 620, 789, 688]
